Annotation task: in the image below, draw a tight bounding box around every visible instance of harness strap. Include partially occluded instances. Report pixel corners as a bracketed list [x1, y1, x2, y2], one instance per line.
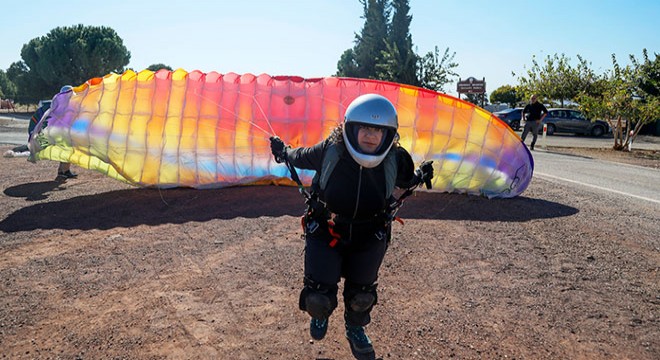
[315, 143, 398, 199]
[282, 144, 422, 249]
[326, 219, 341, 248]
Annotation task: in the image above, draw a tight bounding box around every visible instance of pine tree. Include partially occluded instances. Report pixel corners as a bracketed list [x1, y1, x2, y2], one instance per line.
[7, 25, 130, 103]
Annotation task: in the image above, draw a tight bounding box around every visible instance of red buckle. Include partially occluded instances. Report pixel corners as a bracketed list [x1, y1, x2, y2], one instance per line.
[327, 219, 341, 247]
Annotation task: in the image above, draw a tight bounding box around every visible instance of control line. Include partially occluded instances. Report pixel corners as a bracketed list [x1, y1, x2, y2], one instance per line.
[534, 171, 660, 205]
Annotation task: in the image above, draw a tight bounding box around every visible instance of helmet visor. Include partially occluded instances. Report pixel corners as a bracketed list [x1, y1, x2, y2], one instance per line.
[345, 122, 396, 156]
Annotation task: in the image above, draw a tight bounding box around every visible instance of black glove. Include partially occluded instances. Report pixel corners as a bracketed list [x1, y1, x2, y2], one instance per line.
[269, 136, 287, 163]
[415, 160, 434, 189]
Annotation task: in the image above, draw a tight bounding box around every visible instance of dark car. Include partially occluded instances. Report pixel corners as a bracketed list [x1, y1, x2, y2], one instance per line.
[493, 108, 522, 131]
[535, 108, 610, 137]
[37, 100, 52, 109]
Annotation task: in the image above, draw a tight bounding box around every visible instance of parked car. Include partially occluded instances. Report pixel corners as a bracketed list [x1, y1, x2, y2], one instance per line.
[37, 100, 52, 109]
[535, 108, 610, 137]
[493, 108, 522, 131]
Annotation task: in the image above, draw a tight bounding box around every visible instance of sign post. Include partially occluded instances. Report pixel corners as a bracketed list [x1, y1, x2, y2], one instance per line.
[456, 77, 487, 107]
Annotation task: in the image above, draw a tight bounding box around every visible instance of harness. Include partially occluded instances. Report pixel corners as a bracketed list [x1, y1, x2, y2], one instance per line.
[313, 144, 398, 199]
[282, 142, 425, 248]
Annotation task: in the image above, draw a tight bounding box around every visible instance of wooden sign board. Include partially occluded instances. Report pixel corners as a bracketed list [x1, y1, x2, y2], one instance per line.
[457, 77, 486, 94]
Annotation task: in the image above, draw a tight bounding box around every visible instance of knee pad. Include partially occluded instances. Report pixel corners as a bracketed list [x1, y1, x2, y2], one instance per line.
[349, 292, 376, 312]
[344, 282, 378, 312]
[299, 277, 338, 319]
[305, 293, 333, 319]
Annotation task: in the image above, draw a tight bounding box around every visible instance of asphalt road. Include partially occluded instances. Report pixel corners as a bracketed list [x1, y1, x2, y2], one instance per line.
[520, 129, 660, 206]
[0, 114, 31, 145]
[519, 130, 660, 151]
[532, 149, 660, 205]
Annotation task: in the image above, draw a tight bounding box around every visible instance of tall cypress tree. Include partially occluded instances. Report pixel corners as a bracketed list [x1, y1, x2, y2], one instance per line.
[337, 0, 458, 92]
[337, 0, 389, 79]
[336, 48, 360, 78]
[381, 0, 418, 85]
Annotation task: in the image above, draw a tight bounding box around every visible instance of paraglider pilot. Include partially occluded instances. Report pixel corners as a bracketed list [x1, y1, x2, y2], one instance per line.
[269, 94, 434, 355]
[28, 85, 78, 180]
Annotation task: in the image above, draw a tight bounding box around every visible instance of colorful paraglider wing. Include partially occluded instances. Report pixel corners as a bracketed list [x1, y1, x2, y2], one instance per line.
[29, 69, 533, 198]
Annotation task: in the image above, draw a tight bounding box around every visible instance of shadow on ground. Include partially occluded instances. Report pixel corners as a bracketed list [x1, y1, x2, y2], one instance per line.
[1, 183, 578, 232]
[398, 191, 579, 221]
[3, 180, 69, 201]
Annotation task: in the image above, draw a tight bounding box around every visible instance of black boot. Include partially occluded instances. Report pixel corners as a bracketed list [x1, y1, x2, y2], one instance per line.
[310, 317, 328, 340]
[345, 322, 373, 354]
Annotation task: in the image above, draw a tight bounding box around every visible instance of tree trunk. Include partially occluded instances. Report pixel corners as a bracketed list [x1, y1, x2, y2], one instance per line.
[612, 116, 624, 150]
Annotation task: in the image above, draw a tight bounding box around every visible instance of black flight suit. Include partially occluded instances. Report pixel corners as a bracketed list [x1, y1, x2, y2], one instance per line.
[286, 137, 416, 326]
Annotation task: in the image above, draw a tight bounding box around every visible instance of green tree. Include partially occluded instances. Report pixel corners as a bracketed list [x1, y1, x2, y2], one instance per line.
[573, 55, 603, 97]
[490, 85, 522, 108]
[416, 46, 458, 92]
[578, 50, 660, 150]
[337, 0, 458, 92]
[463, 93, 487, 107]
[0, 70, 17, 99]
[5, 62, 31, 103]
[146, 63, 173, 72]
[337, 0, 389, 79]
[7, 24, 130, 103]
[636, 49, 659, 97]
[377, 0, 417, 85]
[336, 49, 360, 78]
[517, 53, 586, 106]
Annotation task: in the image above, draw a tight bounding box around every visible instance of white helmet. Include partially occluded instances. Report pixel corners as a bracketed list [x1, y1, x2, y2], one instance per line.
[342, 94, 399, 168]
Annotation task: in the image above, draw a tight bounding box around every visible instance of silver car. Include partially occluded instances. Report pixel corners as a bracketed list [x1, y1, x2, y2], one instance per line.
[536, 108, 610, 137]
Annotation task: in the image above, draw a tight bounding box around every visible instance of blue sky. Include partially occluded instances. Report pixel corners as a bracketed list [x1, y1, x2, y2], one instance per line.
[1, 0, 658, 96]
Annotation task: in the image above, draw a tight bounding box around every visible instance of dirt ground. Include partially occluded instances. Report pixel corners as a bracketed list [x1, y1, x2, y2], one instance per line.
[0, 145, 658, 360]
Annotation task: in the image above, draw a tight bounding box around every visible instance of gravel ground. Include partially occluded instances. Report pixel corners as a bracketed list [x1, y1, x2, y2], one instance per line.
[0, 145, 658, 360]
